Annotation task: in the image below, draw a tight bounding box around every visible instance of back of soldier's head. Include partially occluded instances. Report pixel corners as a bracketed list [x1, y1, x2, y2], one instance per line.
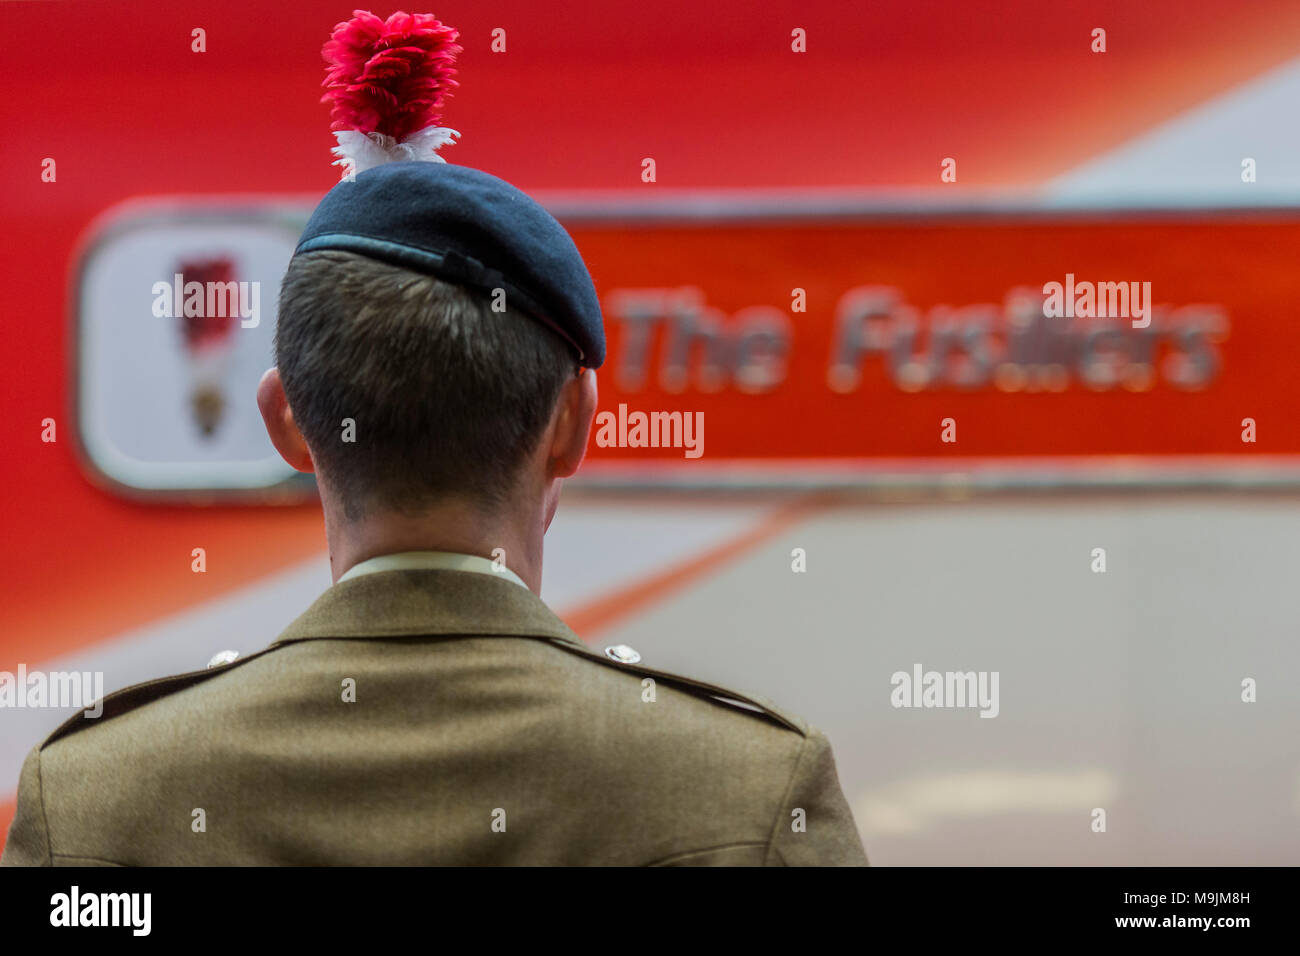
[275, 250, 577, 519]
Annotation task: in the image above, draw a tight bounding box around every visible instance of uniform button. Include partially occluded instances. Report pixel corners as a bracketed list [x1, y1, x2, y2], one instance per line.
[604, 644, 642, 664]
[206, 650, 240, 668]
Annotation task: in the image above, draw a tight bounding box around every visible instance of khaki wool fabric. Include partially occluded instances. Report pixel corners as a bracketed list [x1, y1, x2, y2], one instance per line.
[2, 569, 867, 866]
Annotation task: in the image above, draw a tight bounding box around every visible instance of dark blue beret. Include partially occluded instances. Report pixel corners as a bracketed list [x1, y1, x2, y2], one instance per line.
[294, 162, 605, 368]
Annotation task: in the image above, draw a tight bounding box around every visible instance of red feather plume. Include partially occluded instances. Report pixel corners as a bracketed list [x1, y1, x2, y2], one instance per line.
[322, 10, 462, 143]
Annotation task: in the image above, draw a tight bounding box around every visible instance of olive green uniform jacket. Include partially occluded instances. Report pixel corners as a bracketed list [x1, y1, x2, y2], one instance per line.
[2, 569, 867, 866]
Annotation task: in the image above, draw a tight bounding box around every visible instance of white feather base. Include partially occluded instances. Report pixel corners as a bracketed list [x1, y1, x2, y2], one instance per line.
[330, 126, 460, 179]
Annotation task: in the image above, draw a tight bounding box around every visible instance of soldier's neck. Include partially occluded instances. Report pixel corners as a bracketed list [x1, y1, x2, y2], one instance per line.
[322, 492, 546, 595]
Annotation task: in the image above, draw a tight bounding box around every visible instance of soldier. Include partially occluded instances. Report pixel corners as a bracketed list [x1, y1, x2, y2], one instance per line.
[2, 10, 866, 867]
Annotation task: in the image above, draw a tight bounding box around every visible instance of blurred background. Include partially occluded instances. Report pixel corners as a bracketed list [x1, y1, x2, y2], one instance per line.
[3, 0, 1300, 864]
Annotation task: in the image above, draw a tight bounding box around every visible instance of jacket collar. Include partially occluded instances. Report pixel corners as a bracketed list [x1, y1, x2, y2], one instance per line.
[271, 568, 584, 648]
[337, 550, 529, 591]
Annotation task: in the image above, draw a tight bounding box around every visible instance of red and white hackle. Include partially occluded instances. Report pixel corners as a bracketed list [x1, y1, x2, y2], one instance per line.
[321, 9, 462, 178]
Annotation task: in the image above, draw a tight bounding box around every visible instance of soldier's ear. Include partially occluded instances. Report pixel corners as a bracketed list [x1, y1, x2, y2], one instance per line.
[256, 367, 316, 474]
[548, 367, 597, 479]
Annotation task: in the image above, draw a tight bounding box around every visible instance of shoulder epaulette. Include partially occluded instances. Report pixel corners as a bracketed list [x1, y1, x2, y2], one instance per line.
[543, 636, 809, 736]
[40, 647, 278, 749]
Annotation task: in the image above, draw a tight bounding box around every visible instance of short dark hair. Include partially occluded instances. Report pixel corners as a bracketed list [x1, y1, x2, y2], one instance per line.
[275, 250, 576, 518]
